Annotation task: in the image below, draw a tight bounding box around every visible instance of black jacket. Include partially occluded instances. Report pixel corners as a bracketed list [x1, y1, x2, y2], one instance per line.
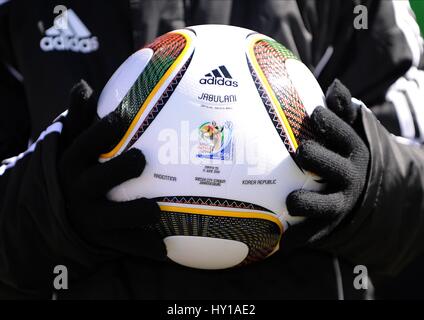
[0, 0, 423, 299]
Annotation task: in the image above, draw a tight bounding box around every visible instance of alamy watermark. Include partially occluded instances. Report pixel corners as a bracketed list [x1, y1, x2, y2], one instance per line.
[353, 4, 368, 30]
[53, 5, 68, 30]
[353, 265, 368, 290]
[53, 265, 68, 290]
[155, 120, 282, 176]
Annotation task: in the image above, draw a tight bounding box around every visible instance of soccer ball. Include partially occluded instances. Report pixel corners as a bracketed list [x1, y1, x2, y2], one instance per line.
[97, 25, 325, 269]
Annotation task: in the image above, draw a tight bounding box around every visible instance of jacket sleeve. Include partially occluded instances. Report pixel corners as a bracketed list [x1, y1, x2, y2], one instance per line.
[363, 0, 424, 143]
[316, 105, 424, 277]
[0, 63, 30, 161]
[330, 0, 424, 142]
[0, 121, 102, 299]
[0, 0, 31, 161]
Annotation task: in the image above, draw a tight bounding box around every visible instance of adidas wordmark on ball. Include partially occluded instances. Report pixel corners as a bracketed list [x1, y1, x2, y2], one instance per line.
[97, 25, 325, 269]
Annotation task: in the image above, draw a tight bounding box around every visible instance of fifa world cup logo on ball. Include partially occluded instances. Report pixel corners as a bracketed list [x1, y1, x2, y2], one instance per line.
[199, 121, 224, 154]
[197, 121, 233, 160]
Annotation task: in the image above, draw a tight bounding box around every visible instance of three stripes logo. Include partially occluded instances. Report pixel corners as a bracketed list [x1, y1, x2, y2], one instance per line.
[40, 9, 99, 53]
[199, 65, 238, 87]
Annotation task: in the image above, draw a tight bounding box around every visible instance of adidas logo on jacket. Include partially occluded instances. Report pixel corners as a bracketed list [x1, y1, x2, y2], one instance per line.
[40, 9, 99, 53]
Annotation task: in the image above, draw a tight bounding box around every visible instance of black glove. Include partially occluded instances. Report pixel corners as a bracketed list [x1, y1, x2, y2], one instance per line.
[282, 79, 424, 277]
[59, 80, 166, 261]
[284, 79, 370, 244]
[0, 80, 165, 298]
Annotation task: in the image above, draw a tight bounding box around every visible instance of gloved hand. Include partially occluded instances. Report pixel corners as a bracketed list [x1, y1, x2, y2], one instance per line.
[0, 80, 166, 298]
[285, 79, 370, 244]
[59, 80, 166, 261]
[282, 79, 424, 277]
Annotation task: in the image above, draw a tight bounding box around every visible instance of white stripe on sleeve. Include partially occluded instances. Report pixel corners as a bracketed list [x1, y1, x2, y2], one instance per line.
[0, 122, 63, 176]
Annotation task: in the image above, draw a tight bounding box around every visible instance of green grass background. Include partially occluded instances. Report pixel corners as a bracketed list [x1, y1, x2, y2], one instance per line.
[411, 0, 424, 32]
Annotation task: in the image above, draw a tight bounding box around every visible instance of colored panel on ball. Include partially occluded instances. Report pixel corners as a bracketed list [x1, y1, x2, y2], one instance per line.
[155, 196, 275, 214]
[249, 38, 314, 155]
[151, 196, 283, 266]
[159, 205, 283, 232]
[101, 32, 190, 159]
[247, 58, 297, 155]
[123, 53, 193, 152]
[156, 211, 281, 267]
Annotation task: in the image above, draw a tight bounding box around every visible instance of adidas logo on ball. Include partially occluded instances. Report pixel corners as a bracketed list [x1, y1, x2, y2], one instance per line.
[199, 65, 239, 87]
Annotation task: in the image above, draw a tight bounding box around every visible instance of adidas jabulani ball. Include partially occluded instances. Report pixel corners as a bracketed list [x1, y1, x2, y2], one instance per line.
[97, 25, 324, 270]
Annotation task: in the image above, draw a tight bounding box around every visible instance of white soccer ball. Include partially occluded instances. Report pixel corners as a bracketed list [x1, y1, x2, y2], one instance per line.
[97, 25, 325, 270]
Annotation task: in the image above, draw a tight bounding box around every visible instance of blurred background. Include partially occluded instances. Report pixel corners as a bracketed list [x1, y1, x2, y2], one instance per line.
[411, 0, 423, 31]
[376, 0, 424, 300]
